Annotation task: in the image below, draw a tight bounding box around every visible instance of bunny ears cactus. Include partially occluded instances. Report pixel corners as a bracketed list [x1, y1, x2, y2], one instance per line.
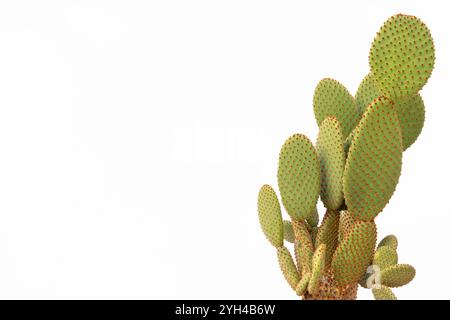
[257, 14, 434, 300]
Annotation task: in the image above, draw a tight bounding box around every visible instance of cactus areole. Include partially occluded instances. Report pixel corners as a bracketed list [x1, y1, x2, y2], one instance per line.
[257, 14, 434, 300]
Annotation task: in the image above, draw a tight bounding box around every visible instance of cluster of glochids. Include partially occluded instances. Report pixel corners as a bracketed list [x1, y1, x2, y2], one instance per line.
[257, 14, 434, 300]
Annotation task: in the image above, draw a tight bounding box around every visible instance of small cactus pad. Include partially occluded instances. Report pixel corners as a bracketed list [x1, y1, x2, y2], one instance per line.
[370, 14, 435, 100]
[292, 220, 314, 273]
[338, 211, 355, 242]
[343, 97, 403, 221]
[394, 94, 425, 150]
[277, 246, 301, 290]
[308, 244, 327, 296]
[331, 220, 377, 286]
[283, 220, 295, 243]
[373, 246, 398, 269]
[315, 210, 339, 267]
[257, 185, 284, 247]
[313, 78, 360, 138]
[295, 272, 311, 296]
[381, 264, 416, 288]
[316, 117, 345, 210]
[355, 73, 381, 115]
[306, 207, 319, 228]
[277, 134, 320, 220]
[378, 235, 398, 250]
[372, 285, 397, 300]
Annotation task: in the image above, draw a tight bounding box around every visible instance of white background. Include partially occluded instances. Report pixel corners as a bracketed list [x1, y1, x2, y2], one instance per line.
[0, 0, 448, 300]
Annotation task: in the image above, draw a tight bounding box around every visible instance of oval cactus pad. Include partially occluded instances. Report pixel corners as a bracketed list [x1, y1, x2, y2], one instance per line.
[343, 97, 403, 221]
[395, 94, 425, 150]
[355, 73, 381, 115]
[381, 264, 416, 288]
[313, 78, 359, 138]
[277, 246, 301, 290]
[370, 14, 435, 100]
[377, 234, 398, 250]
[316, 116, 345, 210]
[257, 185, 284, 247]
[277, 134, 320, 221]
[373, 245, 398, 270]
[372, 285, 397, 300]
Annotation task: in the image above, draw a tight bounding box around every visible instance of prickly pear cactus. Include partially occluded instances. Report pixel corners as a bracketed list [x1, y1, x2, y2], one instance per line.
[256, 14, 434, 300]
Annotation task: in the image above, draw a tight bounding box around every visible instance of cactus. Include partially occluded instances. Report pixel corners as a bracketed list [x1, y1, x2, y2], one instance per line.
[256, 14, 434, 300]
[258, 185, 284, 248]
[369, 14, 435, 100]
[315, 210, 339, 267]
[377, 235, 398, 250]
[356, 73, 426, 150]
[283, 220, 295, 244]
[277, 246, 301, 290]
[372, 285, 397, 300]
[343, 97, 403, 221]
[331, 220, 377, 286]
[381, 264, 416, 288]
[313, 79, 360, 138]
[308, 244, 327, 296]
[373, 246, 398, 269]
[316, 117, 345, 210]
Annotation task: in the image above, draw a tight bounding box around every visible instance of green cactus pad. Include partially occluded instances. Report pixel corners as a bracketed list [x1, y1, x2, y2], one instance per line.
[308, 244, 326, 296]
[277, 246, 301, 290]
[370, 14, 435, 100]
[296, 272, 311, 297]
[355, 73, 381, 115]
[373, 246, 398, 269]
[292, 220, 314, 273]
[381, 264, 416, 288]
[343, 97, 403, 221]
[378, 235, 398, 250]
[338, 211, 355, 242]
[313, 78, 360, 138]
[306, 207, 319, 228]
[257, 185, 284, 247]
[283, 220, 295, 243]
[331, 220, 377, 286]
[316, 116, 345, 210]
[372, 285, 397, 300]
[315, 210, 339, 267]
[277, 134, 321, 220]
[395, 94, 425, 150]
